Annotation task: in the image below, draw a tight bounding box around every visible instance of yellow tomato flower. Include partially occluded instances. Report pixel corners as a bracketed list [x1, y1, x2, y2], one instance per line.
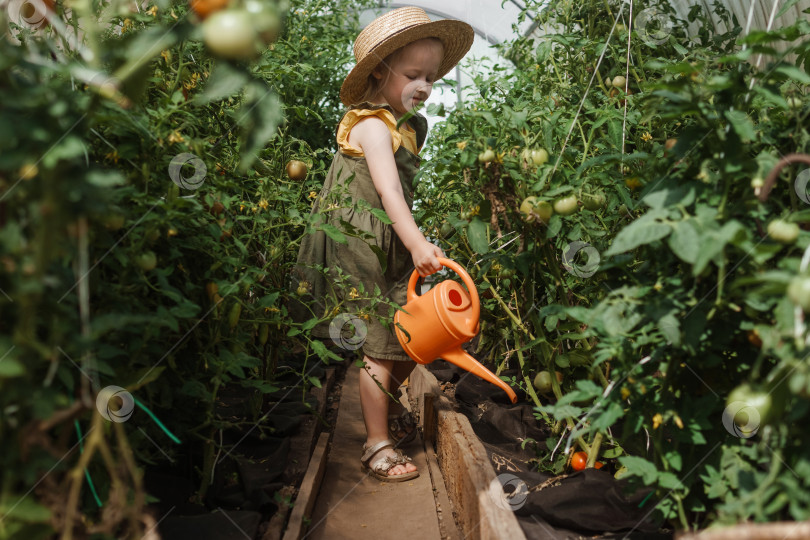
[167, 130, 184, 144]
[641, 132, 653, 142]
[258, 199, 269, 210]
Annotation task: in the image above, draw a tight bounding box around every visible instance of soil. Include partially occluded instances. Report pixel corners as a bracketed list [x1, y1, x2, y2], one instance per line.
[141, 352, 347, 540]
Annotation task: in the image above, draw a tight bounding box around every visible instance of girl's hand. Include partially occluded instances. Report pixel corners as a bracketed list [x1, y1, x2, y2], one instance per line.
[411, 240, 444, 277]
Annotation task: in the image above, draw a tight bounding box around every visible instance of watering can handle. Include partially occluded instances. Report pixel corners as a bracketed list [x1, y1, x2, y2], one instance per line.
[406, 258, 480, 324]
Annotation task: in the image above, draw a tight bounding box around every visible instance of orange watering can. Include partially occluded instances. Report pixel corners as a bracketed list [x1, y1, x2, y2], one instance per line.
[394, 258, 518, 404]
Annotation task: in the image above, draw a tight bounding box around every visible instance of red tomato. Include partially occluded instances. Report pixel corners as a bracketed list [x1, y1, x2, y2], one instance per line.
[571, 451, 604, 471]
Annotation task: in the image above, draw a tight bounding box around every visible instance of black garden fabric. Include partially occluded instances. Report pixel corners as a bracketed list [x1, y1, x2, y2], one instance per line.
[427, 362, 668, 539]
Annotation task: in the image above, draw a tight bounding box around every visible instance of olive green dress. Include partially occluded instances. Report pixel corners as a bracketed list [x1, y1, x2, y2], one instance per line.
[293, 102, 428, 361]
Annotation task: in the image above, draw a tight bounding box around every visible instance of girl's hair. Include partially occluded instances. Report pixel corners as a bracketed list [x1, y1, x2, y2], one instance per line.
[355, 37, 444, 105]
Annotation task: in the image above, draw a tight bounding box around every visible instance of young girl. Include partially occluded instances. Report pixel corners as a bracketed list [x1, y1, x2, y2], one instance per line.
[295, 7, 474, 482]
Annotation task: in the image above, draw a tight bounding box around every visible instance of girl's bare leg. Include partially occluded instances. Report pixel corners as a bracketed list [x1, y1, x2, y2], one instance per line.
[359, 355, 417, 475]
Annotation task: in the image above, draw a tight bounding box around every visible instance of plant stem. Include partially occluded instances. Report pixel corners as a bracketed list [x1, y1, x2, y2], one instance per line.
[586, 431, 603, 467]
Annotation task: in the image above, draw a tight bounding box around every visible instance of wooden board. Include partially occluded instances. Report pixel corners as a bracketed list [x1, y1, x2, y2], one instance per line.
[281, 431, 330, 540]
[410, 365, 527, 540]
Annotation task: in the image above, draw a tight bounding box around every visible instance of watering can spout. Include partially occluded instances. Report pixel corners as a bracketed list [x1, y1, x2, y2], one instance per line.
[441, 348, 518, 404]
[394, 257, 518, 404]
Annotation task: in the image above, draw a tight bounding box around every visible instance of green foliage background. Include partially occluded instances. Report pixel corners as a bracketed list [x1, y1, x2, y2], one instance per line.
[1, 0, 810, 536]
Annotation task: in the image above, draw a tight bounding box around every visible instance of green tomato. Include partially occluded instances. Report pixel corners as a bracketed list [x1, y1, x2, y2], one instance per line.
[521, 147, 549, 166]
[498, 266, 515, 279]
[582, 192, 605, 211]
[519, 196, 538, 222]
[767, 219, 799, 244]
[534, 201, 553, 224]
[202, 10, 259, 60]
[726, 383, 773, 435]
[103, 212, 125, 231]
[243, 0, 281, 44]
[553, 195, 579, 216]
[227, 302, 242, 329]
[612, 75, 627, 89]
[788, 276, 810, 311]
[439, 222, 455, 239]
[531, 148, 549, 166]
[478, 148, 495, 163]
[533, 370, 562, 395]
[787, 97, 802, 109]
[135, 251, 157, 271]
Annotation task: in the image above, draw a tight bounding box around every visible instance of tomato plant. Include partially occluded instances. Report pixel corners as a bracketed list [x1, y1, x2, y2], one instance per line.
[416, 0, 810, 530]
[0, 0, 380, 537]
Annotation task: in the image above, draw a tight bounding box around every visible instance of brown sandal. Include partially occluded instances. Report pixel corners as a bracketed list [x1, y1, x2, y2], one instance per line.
[360, 439, 419, 482]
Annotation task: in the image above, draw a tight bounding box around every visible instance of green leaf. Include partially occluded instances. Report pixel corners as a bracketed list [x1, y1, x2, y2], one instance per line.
[369, 244, 388, 273]
[320, 224, 347, 244]
[618, 455, 659, 485]
[0, 357, 24, 378]
[658, 471, 683, 489]
[545, 214, 563, 239]
[602, 446, 624, 459]
[258, 292, 280, 308]
[302, 317, 319, 331]
[775, 65, 810, 85]
[724, 110, 756, 143]
[0, 498, 51, 523]
[467, 218, 489, 254]
[658, 312, 681, 346]
[668, 220, 700, 264]
[195, 62, 249, 103]
[605, 214, 672, 255]
[43, 136, 86, 167]
[643, 186, 695, 209]
[308, 376, 322, 388]
[369, 208, 393, 224]
[238, 81, 283, 171]
[692, 221, 744, 276]
[592, 401, 625, 431]
[538, 403, 583, 420]
[311, 339, 343, 364]
[87, 169, 126, 187]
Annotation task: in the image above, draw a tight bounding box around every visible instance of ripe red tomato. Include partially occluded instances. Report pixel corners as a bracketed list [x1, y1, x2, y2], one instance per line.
[571, 451, 604, 471]
[190, 0, 229, 19]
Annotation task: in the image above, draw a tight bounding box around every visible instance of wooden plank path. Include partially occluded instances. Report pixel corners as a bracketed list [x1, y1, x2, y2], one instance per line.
[303, 364, 453, 540]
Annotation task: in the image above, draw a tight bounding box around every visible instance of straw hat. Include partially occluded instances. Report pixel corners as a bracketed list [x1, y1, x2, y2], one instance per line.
[340, 7, 474, 107]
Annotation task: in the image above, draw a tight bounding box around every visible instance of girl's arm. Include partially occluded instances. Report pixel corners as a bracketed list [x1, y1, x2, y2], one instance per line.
[350, 116, 443, 277]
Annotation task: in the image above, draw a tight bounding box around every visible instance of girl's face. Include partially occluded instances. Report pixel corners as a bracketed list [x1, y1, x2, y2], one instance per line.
[371, 38, 444, 118]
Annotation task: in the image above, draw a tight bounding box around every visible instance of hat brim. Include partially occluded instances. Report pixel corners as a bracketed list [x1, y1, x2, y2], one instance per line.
[340, 19, 474, 107]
